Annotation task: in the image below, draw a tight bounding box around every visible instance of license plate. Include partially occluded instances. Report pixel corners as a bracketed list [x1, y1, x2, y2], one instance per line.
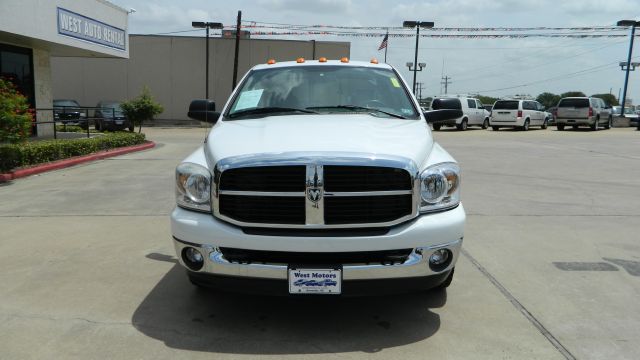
[288, 267, 341, 294]
[115, 121, 124, 125]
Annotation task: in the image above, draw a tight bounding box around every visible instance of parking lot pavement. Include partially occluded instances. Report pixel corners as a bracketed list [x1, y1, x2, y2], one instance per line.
[0, 127, 638, 359]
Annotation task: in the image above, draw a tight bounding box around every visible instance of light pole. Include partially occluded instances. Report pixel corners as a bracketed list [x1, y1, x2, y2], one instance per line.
[192, 21, 223, 99]
[616, 20, 639, 129]
[403, 21, 434, 94]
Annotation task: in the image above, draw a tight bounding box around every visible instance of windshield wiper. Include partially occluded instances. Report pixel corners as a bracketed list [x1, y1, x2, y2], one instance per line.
[307, 105, 406, 119]
[228, 107, 318, 119]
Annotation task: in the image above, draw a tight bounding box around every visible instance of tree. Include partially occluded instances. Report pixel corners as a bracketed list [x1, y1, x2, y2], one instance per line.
[120, 86, 164, 133]
[0, 78, 33, 144]
[560, 91, 586, 98]
[536, 92, 561, 109]
[591, 93, 618, 106]
[477, 95, 499, 106]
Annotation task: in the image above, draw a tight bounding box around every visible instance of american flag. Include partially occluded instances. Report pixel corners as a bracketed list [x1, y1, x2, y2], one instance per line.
[378, 33, 388, 51]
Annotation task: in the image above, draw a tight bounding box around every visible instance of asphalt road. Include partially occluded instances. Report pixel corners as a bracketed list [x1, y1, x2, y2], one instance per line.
[0, 126, 638, 359]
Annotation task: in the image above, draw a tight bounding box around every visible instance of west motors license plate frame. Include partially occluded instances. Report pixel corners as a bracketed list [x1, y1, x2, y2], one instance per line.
[288, 266, 342, 295]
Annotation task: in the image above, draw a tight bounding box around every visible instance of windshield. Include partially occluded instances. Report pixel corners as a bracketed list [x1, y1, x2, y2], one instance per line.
[100, 102, 124, 115]
[226, 65, 418, 119]
[558, 98, 589, 108]
[54, 100, 80, 107]
[493, 101, 519, 110]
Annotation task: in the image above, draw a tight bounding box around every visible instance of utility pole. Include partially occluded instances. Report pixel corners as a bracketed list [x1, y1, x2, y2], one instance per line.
[616, 19, 639, 127]
[232, 10, 242, 90]
[441, 76, 452, 95]
[416, 82, 424, 101]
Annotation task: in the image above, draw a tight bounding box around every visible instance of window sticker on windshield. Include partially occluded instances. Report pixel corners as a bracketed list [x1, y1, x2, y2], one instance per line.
[390, 78, 401, 88]
[234, 89, 264, 110]
[401, 109, 412, 115]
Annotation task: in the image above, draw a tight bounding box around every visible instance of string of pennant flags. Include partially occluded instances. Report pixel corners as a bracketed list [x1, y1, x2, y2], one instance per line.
[239, 21, 625, 32]
[242, 31, 635, 39]
[234, 20, 637, 39]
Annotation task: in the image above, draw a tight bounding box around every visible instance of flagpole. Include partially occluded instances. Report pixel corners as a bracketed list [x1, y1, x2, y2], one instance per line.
[384, 29, 388, 63]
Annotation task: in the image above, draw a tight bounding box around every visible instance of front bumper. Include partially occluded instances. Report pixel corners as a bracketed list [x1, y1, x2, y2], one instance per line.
[170, 205, 465, 286]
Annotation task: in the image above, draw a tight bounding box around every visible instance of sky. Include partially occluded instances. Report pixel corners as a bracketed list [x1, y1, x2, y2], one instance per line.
[110, 0, 640, 103]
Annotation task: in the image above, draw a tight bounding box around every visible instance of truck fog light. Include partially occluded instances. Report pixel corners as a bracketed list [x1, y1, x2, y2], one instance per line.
[182, 247, 204, 271]
[429, 248, 452, 272]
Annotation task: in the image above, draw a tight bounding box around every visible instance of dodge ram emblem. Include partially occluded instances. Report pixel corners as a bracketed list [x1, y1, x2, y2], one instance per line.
[307, 188, 322, 203]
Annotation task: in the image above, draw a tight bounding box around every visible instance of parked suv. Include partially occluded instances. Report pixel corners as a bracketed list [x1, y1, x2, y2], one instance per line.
[53, 99, 87, 127]
[555, 97, 612, 131]
[172, 59, 465, 296]
[489, 99, 549, 131]
[430, 96, 490, 130]
[94, 101, 133, 131]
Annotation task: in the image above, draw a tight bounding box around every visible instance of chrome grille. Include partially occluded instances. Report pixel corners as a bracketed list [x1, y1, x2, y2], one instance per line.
[213, 154, 418, 228]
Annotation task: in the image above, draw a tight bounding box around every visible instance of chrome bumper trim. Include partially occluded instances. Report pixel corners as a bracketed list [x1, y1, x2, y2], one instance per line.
[173, 237, 462, 281]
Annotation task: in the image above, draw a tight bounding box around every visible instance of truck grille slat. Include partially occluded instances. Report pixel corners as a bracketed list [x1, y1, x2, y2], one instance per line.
[219, 247, 413, 264]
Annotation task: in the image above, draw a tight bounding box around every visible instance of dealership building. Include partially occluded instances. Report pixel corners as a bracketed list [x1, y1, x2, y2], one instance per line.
[0, 0, 130, 137]
[51, 35, 350, 123]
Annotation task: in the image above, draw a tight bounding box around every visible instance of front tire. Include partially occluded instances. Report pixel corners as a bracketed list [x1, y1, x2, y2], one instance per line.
[604, 117, 612, 130]
[457, 118, 468, 131]
[482, 118, 489, 129]
[433, 124, 441, 131]
[557, 124, 565, 131]
[492, 126, 500, 131]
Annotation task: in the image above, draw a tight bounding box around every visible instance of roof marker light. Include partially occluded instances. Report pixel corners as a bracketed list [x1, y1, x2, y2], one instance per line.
[340, 57, 349, 63]
[370, 58, 379, 64]
[267, 59, 276, 65]
[296, 57, 305, 63]
[319, 57, 327, 63]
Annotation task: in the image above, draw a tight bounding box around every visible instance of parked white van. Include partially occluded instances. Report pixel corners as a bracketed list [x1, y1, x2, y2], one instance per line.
[430, 96, 490, 131]
[489, 99, 549, 131]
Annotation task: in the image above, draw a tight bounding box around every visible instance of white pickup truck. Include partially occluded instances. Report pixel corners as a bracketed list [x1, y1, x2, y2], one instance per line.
[171, 58, 465, 296]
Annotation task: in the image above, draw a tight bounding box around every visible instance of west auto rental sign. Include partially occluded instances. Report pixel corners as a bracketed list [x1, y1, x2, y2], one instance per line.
[57, 7, 126, 51]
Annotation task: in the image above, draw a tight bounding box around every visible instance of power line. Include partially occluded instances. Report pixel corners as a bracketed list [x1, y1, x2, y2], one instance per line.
[468, 55, 640, 93]
[453, 40, 626, 83]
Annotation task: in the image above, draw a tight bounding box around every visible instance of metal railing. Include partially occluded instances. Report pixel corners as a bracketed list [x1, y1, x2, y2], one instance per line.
[34, 107, 117, 139]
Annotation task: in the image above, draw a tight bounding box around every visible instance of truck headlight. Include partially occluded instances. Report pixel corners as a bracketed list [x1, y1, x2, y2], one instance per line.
[176, 162, 212, 212]
[419, 162, 460, 213]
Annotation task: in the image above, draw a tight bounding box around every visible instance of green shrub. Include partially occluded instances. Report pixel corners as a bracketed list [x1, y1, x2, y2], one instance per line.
[0, 78, 33, 144]
[121, 86, 164, 133]
[0, 132, 146, 172]
[55, 125, 99, 133]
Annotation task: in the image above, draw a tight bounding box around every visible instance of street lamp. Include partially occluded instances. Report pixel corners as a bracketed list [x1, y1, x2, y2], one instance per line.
[403, 21, 434, 94]
[192, 21, 223, 99]
[616, 20, 639, 128]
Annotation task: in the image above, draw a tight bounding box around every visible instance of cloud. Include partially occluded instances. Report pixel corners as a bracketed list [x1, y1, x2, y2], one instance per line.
[257, 0, 353, 14]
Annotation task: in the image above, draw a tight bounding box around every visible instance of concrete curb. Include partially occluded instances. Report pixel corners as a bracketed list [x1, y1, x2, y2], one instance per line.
[0, 141, 156, 182]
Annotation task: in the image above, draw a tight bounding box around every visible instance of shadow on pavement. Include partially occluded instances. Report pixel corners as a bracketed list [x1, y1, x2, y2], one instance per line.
[132, 264, 445, 354]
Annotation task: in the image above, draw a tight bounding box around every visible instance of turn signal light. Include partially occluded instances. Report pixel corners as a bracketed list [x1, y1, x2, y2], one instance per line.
[340, 57, 349, 63]
[296, 57, 305, 63]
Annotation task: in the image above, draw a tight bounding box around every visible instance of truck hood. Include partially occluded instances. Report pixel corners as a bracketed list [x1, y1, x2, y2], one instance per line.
[206, 114, 433, 167]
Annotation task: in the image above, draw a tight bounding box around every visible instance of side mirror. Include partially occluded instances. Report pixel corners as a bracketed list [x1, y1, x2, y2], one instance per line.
[423, 109, 463, 123]
[188, 99, 220, 123]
